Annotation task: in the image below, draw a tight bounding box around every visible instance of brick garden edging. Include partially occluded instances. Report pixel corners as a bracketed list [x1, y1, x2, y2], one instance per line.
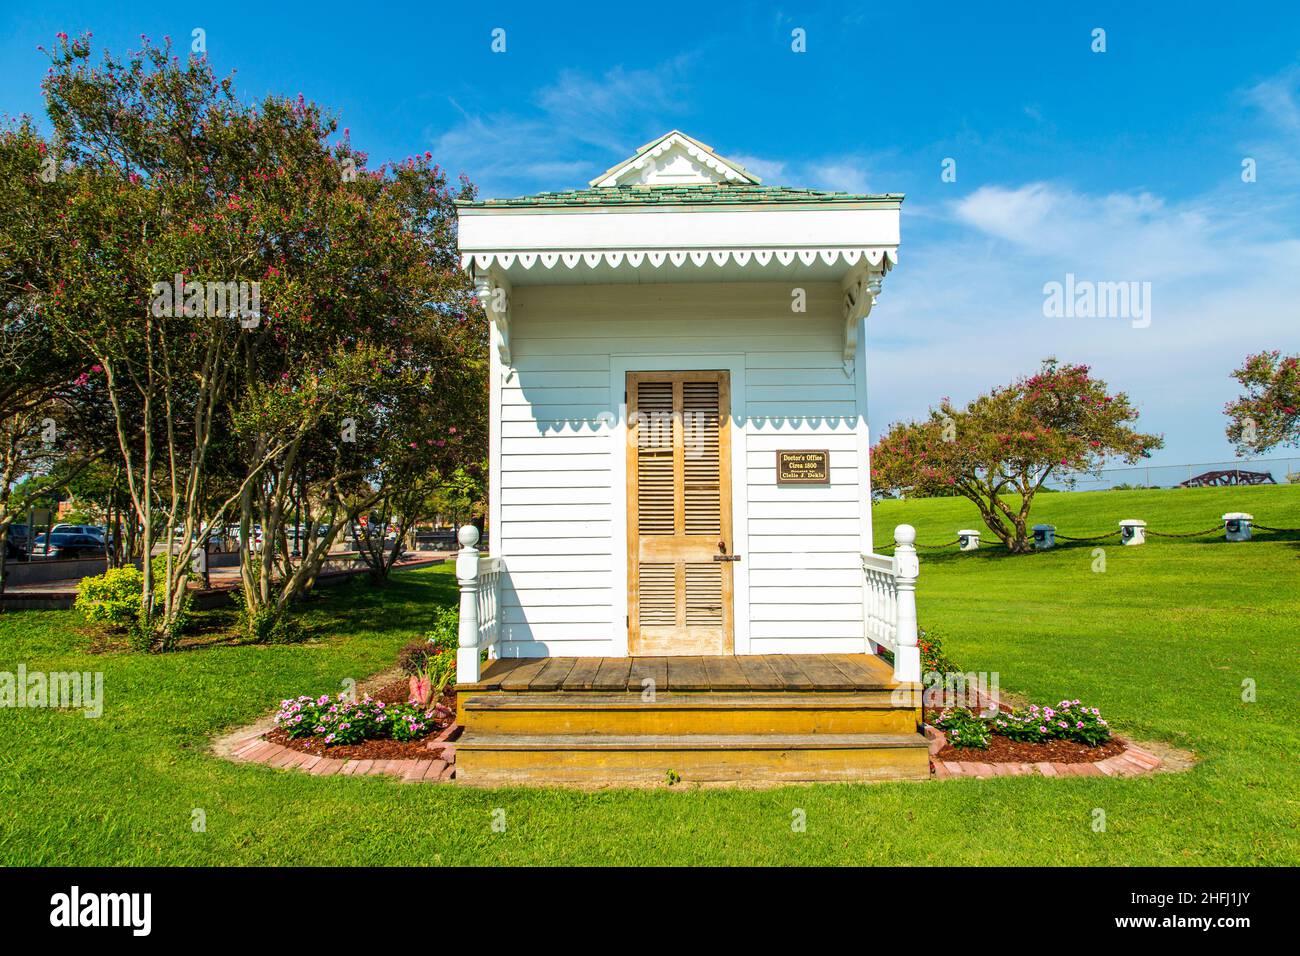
[215, 718, 459, 783]
[923, 724, 1163, 780]
[922, 685, 1164, 780]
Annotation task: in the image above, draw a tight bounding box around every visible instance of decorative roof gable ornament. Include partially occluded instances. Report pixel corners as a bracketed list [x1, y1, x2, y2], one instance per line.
[589, 130, 761, 188]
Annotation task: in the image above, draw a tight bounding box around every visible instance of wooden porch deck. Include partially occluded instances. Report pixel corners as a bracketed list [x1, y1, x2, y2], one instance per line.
[457, 653, 900, 695]
[453, 654, 927, 787]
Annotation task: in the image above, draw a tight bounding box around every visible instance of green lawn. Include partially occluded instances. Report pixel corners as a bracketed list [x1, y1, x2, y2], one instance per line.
[2, 485, 1298, 865]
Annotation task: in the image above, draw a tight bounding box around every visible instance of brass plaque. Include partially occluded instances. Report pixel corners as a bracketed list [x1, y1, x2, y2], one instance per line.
[776, 450, 830, 485]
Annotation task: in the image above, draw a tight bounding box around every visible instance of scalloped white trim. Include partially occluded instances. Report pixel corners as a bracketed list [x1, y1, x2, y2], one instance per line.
[461, 247, 897, 272]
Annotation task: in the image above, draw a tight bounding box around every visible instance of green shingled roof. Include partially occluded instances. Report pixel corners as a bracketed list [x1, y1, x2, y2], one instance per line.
[458, 183, 903, 209]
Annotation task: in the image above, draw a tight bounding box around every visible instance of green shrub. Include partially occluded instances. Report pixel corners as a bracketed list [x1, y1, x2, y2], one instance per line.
[934, 707, 992, 749]
[426, 604, 459, 653]
[75, 566, 145, 630]
[877, 625, 959, 675]
[917, 626, 957, 675]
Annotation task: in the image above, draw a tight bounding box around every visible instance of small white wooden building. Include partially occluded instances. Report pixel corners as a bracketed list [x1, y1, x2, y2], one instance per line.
[454, 130, 919, 685]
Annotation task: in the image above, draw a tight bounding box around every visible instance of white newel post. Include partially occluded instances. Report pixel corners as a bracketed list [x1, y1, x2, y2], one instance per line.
[892, 524, 921, 683]
[455, 524, 482, 684]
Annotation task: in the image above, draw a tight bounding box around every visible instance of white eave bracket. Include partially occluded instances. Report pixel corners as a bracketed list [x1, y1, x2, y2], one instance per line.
[841, 261, 887, 378]
[473, 272, 513, 381]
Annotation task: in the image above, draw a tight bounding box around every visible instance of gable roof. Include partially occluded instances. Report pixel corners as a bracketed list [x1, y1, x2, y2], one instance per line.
[587, 130, 759, 187]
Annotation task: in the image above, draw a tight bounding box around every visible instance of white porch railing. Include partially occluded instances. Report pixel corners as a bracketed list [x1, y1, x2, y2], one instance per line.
[862, 524, 921, 684]
[455, 525, 502, 684]
[455, 522, 921, 686]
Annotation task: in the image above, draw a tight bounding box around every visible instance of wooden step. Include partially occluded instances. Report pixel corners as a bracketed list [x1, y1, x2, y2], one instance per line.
[462, 692, 920, 736]
[455, 731, 931, 787]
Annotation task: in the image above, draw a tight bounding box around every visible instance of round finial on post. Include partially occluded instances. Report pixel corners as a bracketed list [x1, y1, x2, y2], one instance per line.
[457, 524, 480, 549]
[894, 524, 917, 547]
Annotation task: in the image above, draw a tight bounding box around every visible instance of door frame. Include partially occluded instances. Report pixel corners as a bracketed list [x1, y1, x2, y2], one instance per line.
[626, 369, 734, 656]
[610, 354, 749, 657]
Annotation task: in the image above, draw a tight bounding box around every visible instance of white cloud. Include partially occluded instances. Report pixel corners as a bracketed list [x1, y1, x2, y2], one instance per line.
[868, 171, 1300, 463]
[430, 58, 691, 196]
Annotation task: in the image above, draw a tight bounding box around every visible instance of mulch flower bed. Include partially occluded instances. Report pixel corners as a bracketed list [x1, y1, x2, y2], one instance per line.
[265, 679, 458, 761]
[935, 734, 1125, 764]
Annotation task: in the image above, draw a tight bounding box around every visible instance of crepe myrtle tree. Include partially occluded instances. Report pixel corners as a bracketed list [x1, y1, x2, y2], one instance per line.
[226, 137, 481, 635]
[38, 34, 302, 647]
[1225, 351, 1299, 454]
[872, 359, 1162, 553]
[37, 33, 481, 644]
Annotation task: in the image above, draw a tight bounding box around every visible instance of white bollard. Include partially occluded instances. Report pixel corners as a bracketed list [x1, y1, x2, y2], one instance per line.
[892, 524, 921, 684]
[1222, 513, 1253, 542]
[1032, 524, 1056, 550]
[455, 524, 483, 684]
[1119, 519, 1146, 546]
[957, 529, 980, 551]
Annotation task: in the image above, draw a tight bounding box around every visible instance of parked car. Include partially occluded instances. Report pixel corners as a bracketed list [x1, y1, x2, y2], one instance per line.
[4, 538, 26, 560]
[32, 533, 107, 560]
[51, 524, 106, 540]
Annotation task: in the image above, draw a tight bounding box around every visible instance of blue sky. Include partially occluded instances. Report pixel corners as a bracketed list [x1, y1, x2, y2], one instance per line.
[3, 1, 1298, 467]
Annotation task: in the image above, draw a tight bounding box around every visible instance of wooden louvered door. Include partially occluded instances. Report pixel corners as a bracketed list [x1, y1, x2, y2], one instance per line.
[627, 371, 733, 655]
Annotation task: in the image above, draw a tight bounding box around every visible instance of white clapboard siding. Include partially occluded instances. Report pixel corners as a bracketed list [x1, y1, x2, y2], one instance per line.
[499, 520, 612, 539]
[749, 586, 865, 605]
[499, 639, 613, 657]
[746, 433, 859, 451]
[511, 353, 614, 372]
[746, 368, 858, 387]
[499, 554, 615, 573]
[503, 588, 613, 606]
[500, 470, 609, 489]
[502, 537, 614, 556]
[500, 504, 614, 522]
[746, 402, 858, 421]
[742, 343, 866, 650]
[500, 454, 610, 472]
[503, 404, 610, 422]
[499, 622, 611, 642]
[493, 281, 865, 656]
[506, 570, 614, 591]
[746, 351, 843, 369]
[747, 483, 861, 502]
[748, 384, 856, 403]
[749, 620, 866, 639]
[747, 500, 860, 519]
[749, 567, 863, 588]
[744, 551, 864, 570]
[747, 534, 863, 553]
[500, 486, 612, 506]
[749, 518, 862, 536]
[510, 370, 610, 388]
[502, 386, 609, 406]
[502, 605, 613, 624]
[502, 436, 610, 455]
[750, 605, 863, 622]
[749, 636, 867, 654]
